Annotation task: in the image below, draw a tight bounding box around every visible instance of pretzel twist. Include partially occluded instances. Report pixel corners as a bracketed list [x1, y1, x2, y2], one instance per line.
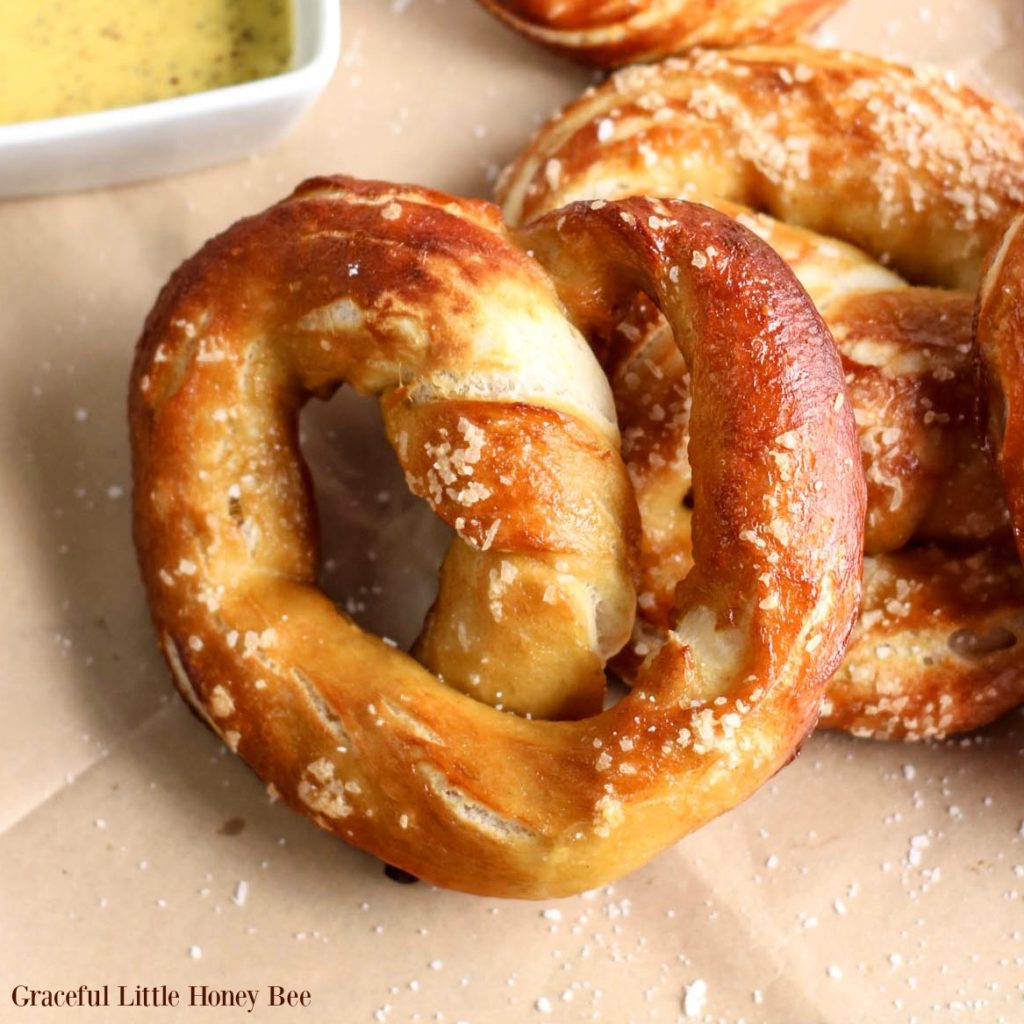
[131, 177, 862, 896]
[498, 45, 1024, 738]
[475, 0, 844, 68]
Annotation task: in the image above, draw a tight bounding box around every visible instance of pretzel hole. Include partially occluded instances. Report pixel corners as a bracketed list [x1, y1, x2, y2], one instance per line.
[300, 389, 452, 649]
[602, 671, 629, 708]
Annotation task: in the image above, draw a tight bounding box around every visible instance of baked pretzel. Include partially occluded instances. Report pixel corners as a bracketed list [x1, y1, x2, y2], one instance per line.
[497, 45, 1024, 738]
[131, 176, 863, 896]
[475, 0, 844, 68]
[980, 212, 1024, 558]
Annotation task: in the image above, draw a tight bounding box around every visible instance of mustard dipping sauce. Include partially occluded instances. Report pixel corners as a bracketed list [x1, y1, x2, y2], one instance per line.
[0, 0, 293, 125]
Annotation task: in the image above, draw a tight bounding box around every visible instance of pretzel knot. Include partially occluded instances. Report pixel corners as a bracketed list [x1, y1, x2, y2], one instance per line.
[498, 45, 1024, 739]
[475, 0, 843, 68]
[130, 176, 862, 897]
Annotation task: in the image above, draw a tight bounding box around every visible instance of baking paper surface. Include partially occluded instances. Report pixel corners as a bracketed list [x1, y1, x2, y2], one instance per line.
[2, 1, 1024, 1021]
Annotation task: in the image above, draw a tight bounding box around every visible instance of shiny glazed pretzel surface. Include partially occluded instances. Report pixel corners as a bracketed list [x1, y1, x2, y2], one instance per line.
[131, 176, 863, 897]
[498, 45, 1024, 738]
[475, 0, 844, 68]
[981, 214, 1024, 561]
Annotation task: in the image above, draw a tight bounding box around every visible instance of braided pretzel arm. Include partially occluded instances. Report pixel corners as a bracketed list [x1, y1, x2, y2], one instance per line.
[475, 0, 844, 69]
[513, 196, 863, 703]
[497, 45, 1024, 738]
[131, 178, 862, 896]
[608, 281, 1024, 735]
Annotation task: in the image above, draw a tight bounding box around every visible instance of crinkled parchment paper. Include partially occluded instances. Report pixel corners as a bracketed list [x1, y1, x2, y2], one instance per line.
[2, 1, 1023, 1021]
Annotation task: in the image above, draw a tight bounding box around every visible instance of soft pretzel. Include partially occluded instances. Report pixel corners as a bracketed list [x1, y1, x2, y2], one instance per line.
[498, 45, 1024, 738]
[475, 0, 844, 68]
[131, 176, 863, 897]
[499, 47, 1024, 280]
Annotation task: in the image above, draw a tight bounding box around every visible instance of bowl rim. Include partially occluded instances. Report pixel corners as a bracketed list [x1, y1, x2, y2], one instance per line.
[0, 0, 341, 146]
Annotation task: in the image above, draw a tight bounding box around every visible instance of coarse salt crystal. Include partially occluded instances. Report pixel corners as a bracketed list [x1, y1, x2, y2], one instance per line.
[682, 978, 707, 1017]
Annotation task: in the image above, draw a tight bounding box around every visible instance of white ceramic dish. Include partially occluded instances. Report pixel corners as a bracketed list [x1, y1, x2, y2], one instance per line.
[0, 0, 340, 199]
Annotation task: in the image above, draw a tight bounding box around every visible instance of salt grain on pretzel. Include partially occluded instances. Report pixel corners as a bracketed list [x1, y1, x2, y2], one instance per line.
[498, 45, 1024, 739]
[131, 176, 862, 896]
[475, 0, 845, 68]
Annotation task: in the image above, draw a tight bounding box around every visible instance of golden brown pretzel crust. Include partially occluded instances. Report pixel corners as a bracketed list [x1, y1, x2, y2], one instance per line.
[131, 177, 863, 896]
[827, 290, 1006, 554]
[823, 545, 1024, 738]
[980, 213, 1024, 558]
[497, 45, 1024, 738]
[476, 0, 844, 68]
[498, 46, 1024, 286]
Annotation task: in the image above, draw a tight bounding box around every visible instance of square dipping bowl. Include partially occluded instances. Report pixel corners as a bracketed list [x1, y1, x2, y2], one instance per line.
[0, 0, 340, 198]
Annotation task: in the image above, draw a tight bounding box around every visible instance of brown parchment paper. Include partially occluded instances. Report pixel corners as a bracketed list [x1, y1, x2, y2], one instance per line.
[2, 1, 1024, 1022]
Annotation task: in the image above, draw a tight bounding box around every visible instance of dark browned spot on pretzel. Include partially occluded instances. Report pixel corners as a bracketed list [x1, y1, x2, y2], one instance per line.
[948, 626, 1018, 659]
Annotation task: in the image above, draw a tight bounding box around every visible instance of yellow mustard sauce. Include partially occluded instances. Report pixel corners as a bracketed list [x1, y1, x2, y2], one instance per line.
[0, 0, 293, 125]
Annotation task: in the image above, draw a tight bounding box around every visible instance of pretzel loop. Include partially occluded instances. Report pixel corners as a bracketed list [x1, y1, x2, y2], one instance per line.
[498, 45, 1024, 738]
[979, 213, 1024, 556]
[132, 177, 862, 897]
[475, 0, 843, 68]
[517, 197, 865, 686]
